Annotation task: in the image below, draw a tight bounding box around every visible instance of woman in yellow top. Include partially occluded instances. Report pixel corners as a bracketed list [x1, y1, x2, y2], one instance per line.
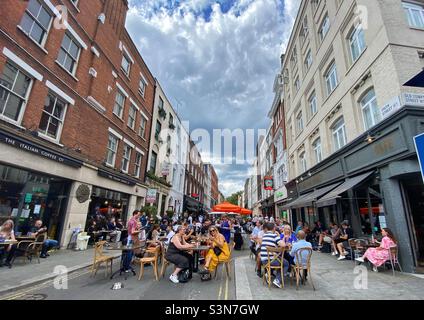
[199, 226, 230, 280]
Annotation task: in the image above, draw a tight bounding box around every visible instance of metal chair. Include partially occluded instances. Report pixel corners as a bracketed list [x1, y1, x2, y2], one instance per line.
[12, 233, 47, 265]
[386, 246, 403, 276]
[291, 247, 315, 291]
[262, 246, 285, 289]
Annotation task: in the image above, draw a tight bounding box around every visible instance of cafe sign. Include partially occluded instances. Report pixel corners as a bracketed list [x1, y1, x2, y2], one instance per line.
[146, 189, 157, 204]
[264, 176, 274, 191]
[0, 129, 82, 168]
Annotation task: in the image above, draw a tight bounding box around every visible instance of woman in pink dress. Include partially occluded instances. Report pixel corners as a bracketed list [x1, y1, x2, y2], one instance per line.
[355, 228, 397, 272]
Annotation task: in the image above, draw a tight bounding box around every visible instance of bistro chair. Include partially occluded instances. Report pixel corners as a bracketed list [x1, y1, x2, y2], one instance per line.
[214, 242, 235, 281]
[262, 246, 285, 289]
[12, 233, 47, 265]
[291, 247, 315, 291]
[138, 245, 161, 281]
[386, 246, 403, 276]
[90, 241, 114, 278]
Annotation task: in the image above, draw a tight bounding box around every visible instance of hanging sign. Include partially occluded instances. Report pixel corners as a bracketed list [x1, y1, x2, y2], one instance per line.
[264, 176, 274, 191]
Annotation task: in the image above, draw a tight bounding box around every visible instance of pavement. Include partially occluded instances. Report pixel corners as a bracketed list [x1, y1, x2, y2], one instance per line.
[1, 245, 424, 300]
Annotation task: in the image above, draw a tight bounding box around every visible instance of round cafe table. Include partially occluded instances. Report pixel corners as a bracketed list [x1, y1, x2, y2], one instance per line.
[105, 241, 145, 280]
[182, 246, 210, 273]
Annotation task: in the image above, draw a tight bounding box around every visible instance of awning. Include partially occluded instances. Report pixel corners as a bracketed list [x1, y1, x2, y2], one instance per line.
[404, 70, 424, 87]
[291, 182, 342, 208]
[316, 171, 374, 207]
[282, 192, 313, 210]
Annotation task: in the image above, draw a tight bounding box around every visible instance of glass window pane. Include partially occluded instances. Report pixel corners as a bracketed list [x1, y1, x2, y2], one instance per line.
[39, 112, 49, 131]
[29, 23, 44, 44]
[0, 63, 17, 90]
[47, 117, 59, 137]
[69, 41, 79, 60]
[64, 56, 74, 72]
[3, 94, 23, 121]
[57, 49, 67, 65]
[13, 72, 31, 97]
[44, 95, 55, 114]
[54, 100, 65, 119]
[20, 14, 34, 34]
[62, 34, 71, 51]
[27, 0, 41, 17]
[38, 7, 51, 29]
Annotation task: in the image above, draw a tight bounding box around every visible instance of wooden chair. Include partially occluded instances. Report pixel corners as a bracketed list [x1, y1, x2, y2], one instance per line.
[214, 242, 235, 281]
[90, 241, 114, 278]
[139, 245, 161, 281]
[12, 233, 46, 265]
[291, 247, 315, 291]
[386, 245, 403, 276]
[262, 246, 285, 289]
[160, 244, 170, 278]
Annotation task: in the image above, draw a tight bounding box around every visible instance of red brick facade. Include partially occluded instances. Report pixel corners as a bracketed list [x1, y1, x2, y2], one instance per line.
[0, 0, 155, 184]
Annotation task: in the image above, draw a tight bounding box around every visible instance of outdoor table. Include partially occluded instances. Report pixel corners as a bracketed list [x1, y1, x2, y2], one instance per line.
[105, 241, 145, 280]
[15, 236, 36, 241]
[182, 246, 210, 273]
[0, 240, 18, 247]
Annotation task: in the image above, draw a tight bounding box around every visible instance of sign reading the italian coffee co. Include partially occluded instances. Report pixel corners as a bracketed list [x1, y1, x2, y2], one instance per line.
[146, 189, 157, 204]
[0, 130, 82, 168]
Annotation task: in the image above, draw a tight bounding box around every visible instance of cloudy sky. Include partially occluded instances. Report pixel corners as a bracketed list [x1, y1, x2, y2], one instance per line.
[126, 0, 300, 197]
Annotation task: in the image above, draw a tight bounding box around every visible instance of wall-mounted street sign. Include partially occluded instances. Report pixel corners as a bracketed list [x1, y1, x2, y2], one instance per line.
[264, 176, 274, 191]
[413, 132, 424, 184]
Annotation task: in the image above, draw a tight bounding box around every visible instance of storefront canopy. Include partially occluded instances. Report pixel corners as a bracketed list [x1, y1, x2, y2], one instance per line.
[282, 192, 313, 210]
[404, 70, 424, 87]
[290, 182, 342, 208]
[316, 171, 374, 208]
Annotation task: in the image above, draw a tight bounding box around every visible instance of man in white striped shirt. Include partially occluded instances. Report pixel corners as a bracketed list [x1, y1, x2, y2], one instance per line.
[260, 222, 289, 288]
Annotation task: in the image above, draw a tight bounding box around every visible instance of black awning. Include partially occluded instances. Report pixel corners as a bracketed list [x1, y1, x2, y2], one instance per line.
[404, 70, 424, 87]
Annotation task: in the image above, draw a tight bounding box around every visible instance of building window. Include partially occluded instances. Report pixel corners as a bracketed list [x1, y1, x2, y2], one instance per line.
[294, 76, 301, 92]
[332, 117, 347, 151]
[134, 152, 142, 178]
[127, 104, 137, 130]
[139, 77, 147, 97]
[300, 16, 309, 43]
[38, 92, 67, 141]
[113, 90, 125, 118]
[57, 33, 81, 75]
[312, 138, 322, 164]
[139, 117, 147, 138]
[296, 112, 303, 134]
[304, 50, 313, 71]
[325, 62, 338, 96]
[319, 14, 330, 42]
[121, 144, 132, 173]
[349, 25, 366, 62]
[19, 0, 52, 46]
[155, 120, 162, 140]
[403, 2, 424, 29]
[360, 88, 381, 130]
[0, 62, 32, 124]
[106, 134, 119, 167]
[150, 151, 157, 173]
[299, 152, 307, 173]
[308, 91, 318, 117]
[121, 53, 131, 76]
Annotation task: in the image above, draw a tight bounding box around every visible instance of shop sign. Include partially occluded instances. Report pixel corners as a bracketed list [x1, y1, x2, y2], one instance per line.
[0, 130, 83, 168]
[413, 132, 424, 183]
[264, 176, 274, 191]
[403, 92, 424, 107]
[380, 96, 402, 120]
[98, 169, 137, 186]
[146, 189, 157, 203]
[161, 162, 171, 176]
[24, 193, 32, 203]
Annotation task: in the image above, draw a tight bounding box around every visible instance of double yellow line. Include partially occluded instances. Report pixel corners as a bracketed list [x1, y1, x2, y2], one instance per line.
[1, 268, 91, 300]
[217, 272, 229, 300]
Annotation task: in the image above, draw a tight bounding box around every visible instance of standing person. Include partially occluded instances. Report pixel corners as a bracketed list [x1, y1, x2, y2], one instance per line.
[140, 212, 147, 228]
[220, 215, 232, 244]
[165, 225, 195, 283]
[356, 228, 397, 272]
[187, 214, 193, 226]
[126, 210, 141, 267]
[0, 220, 16, 268]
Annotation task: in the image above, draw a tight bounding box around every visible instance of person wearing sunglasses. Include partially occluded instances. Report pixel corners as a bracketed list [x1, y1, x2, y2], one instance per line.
[199, 227, 230, 280]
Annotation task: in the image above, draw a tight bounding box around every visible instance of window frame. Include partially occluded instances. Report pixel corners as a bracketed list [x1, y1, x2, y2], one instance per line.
[134, 151, 143, 178]
[325, 62, 338, 96]
[403, 2, 424, 29]
[121, 143, 132, 173]
[57, 32, 82, 76]
[348, 24, 366, 63]
[121, 52, 131, 77]
[106, 133, 119, 167]
[308, 91, 318, 117]
[312, 138, 322, 164]
[319, 14, 330, 42]
[113, 89, 126, 119]
[360, 88, 381, 130]
[38, 91, 68, 142]
[139, 116, 147, 138]
[331, 117, 347, 151]
[127, 103, 137, 130]
[19, 0, 53, 47]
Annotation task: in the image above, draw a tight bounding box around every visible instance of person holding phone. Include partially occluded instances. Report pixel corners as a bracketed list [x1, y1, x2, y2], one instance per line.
[199, 227, 230, 280]
[30, 220, 58, 259]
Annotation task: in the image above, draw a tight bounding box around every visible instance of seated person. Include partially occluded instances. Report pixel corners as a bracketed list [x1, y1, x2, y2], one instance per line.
[336, 221, 353, 261]
[164, 225, 176, 248]
[280, 225, 297, 268]
[355, 228, 397, 272]
[165, 225, 195, 284]
[259, 222, 289, 288]
[107, 218, 122, 243]
[200, 220, 212, 236]
[29, 220, 59, 258]
[329, 223, 341, 255]
[199, 227, 230, 280]
[0, 219, 16, 268]
[147, 224, 160, 242]
[116, 219, 124, 230]
[87, 220, 102, 244]
[290, 230, 312, 281]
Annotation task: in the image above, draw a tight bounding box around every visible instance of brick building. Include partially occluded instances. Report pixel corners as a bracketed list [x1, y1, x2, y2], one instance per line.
[210, 164, 219, 208]
[0, 0, 155, 247]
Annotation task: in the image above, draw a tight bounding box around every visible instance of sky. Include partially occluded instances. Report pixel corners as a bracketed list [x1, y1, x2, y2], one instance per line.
[125, 0, 300, 197]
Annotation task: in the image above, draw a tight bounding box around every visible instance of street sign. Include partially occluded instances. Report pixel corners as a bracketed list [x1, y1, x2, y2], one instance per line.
[264, 176, 274, 191]
[413, 132, 424, 184]
[146, 189, 157, 204]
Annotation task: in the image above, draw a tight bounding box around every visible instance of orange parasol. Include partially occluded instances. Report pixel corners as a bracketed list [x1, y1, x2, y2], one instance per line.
[212, 202, 242, 213]
[240, 208, 252, 215]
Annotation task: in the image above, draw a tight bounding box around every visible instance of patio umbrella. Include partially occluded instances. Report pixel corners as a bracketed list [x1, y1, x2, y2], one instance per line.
[212, 201, 242, 213]
[240, 208, 252, 215]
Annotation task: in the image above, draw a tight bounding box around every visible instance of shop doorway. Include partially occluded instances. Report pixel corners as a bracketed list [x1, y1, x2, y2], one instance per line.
[403, 176, 424, 270]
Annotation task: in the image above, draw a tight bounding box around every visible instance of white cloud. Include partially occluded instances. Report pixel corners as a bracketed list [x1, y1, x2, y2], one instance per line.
[126, 0, 299, 198]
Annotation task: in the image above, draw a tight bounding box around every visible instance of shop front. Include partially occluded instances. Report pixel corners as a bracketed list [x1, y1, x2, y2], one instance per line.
[183, 195, 203, 216]
[284, 106, 424, 273]
[274, 185, 289, 222]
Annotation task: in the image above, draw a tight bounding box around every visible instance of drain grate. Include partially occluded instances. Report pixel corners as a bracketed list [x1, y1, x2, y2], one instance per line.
[20, 293, 48, 300]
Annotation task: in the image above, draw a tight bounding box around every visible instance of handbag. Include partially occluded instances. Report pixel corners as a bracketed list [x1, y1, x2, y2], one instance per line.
[213, 246, 223, 256]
